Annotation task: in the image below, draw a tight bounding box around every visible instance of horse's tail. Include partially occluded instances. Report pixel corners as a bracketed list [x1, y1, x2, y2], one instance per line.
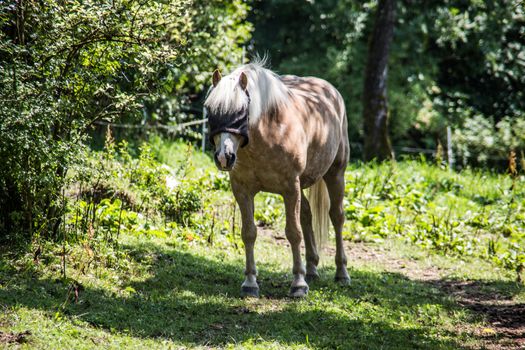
[307, 179, 330, 250]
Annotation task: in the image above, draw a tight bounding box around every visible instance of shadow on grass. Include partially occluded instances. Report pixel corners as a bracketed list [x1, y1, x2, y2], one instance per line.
[427, 278, 525, 339]
[1, 240, 514, 349]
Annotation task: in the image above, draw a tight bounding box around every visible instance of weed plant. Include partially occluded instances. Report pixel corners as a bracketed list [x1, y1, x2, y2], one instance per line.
[343, 157, 525, 281]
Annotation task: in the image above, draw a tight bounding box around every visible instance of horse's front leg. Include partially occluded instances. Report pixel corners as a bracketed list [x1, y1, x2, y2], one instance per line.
[283, 178, 309, 297]
[232, 182, 259, 298]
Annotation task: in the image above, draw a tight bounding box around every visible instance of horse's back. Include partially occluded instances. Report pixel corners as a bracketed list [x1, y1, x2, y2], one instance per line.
[280, 75, 349, 186]
[281, 75, 345, 121]
[231, 73, 348, 193]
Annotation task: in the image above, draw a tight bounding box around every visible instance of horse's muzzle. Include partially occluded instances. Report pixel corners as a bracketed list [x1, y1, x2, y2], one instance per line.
[214, 151, 236, 171]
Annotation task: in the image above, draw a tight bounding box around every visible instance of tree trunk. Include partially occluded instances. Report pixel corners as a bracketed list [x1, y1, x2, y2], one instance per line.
[15, 0, 26, 47]
[362, 0, 396, 161]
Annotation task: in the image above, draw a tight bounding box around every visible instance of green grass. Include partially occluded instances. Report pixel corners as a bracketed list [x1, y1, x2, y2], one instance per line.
[1, 139, 524, 349]
[0, 232, 504, 350]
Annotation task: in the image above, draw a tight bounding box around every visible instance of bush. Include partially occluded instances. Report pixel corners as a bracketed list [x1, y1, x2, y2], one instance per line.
[63, 134, 213, 252]
[0, 0, 250, 242]
[343, 160, 525, 280]
[453, 116, 525, 168]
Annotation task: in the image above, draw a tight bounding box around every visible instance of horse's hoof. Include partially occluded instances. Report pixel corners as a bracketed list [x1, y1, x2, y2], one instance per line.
[305, 273, 320, 283]
[241, 286, 260, 298]
[335, 276, 351, 286]
[289, 285, 309, 298]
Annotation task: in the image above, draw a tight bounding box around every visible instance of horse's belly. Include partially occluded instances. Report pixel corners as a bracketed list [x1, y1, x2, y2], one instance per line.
[300, 131, 341, 187]
[230, 168, 296, 195]
[232, 144, 337, 194]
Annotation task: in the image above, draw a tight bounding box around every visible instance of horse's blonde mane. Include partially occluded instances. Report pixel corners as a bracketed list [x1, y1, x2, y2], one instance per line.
[204, 58, 289, 124]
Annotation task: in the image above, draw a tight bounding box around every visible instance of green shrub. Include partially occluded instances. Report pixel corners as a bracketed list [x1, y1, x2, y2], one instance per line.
[254, 194, 284, 227]
[66, 135, 205, 247]
[453, 116, 525, 168]
[343, 160, 525, 280]
[0, 0, 250, 243]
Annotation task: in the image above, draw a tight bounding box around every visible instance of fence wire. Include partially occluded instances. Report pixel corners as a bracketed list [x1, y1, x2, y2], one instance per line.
[96, 119, 515, 164]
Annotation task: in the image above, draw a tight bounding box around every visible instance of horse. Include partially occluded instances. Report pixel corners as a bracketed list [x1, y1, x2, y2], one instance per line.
[204, 60, 350, 298]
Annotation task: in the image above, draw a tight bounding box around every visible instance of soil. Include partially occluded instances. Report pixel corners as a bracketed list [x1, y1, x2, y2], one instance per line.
[0, 330, 31, 345]
[260, 227, 525, 350]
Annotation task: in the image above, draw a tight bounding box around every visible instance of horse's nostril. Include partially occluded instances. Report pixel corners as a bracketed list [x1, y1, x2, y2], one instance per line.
[226, 153, 236, 168]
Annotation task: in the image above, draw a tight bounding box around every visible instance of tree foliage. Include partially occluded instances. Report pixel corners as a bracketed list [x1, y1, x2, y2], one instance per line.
[251, 0, 372, 144]
[251, 0, 525, 161]
[0, 0, 250, 240]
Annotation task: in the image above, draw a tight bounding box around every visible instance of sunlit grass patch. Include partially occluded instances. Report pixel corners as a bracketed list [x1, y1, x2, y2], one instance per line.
[343, 160, 525, 280]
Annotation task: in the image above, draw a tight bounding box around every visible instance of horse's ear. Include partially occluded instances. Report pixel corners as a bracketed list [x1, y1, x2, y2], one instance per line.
[239, 72, 248, 91]
[212, 69, 222, 87]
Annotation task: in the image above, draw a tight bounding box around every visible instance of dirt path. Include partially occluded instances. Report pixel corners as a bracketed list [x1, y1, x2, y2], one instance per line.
[260, 227, 525, 350]
[0, 330, 31, 346]
[341, 242, 525, 350]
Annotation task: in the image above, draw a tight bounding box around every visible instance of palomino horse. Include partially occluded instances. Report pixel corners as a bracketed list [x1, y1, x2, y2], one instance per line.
[205, 61, 349, 298]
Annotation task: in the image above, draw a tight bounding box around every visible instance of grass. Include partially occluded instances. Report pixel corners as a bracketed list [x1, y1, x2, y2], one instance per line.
[1, 139, 524, 349]
[343, 158, 525, 279]
[0, 232, 503, 350]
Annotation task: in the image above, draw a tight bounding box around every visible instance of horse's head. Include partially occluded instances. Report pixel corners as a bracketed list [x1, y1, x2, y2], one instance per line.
[205, 69, 250, 171]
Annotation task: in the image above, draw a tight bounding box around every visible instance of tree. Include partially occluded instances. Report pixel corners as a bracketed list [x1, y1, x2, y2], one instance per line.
[0, 0, 250, 242]
[362, 0, 396, 161]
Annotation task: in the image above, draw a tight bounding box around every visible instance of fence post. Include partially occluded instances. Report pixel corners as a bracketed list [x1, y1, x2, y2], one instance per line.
[202, 107, 207, 153]
[447, 125, 454, 169]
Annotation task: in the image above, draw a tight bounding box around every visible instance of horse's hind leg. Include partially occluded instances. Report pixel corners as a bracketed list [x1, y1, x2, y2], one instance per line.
[323, 170, 351, 285]
[232, 181, 259, 298]
[284, 177, 309, 297]
[300, 191, 320, 282]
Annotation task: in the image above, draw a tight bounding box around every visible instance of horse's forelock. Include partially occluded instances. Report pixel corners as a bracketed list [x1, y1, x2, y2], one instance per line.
[205, 62, 289, 124]
[204, 74, 250, 116]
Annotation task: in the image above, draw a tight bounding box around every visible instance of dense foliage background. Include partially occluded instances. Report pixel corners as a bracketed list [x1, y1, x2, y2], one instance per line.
[251, 0, 525, 163]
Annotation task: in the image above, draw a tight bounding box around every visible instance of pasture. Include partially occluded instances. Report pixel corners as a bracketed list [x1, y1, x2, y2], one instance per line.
[2, 2, 525, 348]
[1, 140, 523, 349]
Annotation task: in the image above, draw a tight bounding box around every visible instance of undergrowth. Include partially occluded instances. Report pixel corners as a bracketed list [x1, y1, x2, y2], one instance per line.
[44, 132, 244, 280]
[343, 156, 525, 281]
[1, 136, 524, 349]
[9, 135, 525, 283]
